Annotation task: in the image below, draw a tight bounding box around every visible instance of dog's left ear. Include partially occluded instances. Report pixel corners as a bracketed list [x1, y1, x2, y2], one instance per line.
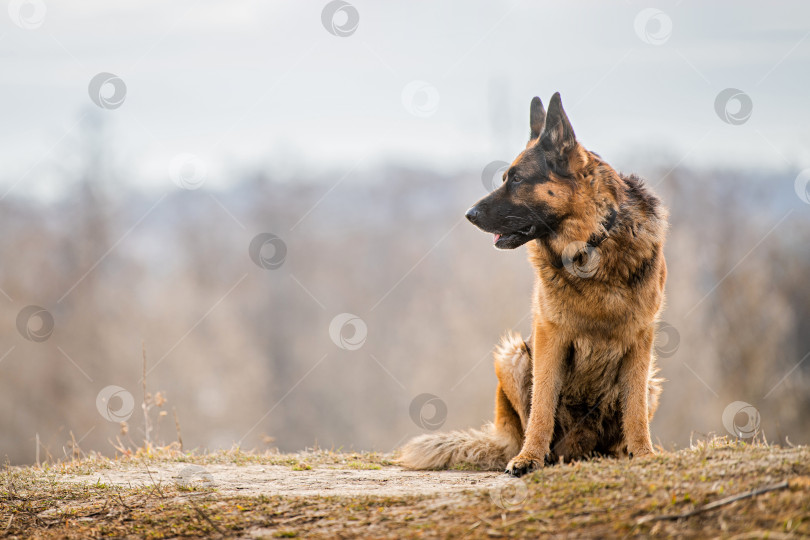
[540, 92, 576, 156]
[529, 96, 546, 141]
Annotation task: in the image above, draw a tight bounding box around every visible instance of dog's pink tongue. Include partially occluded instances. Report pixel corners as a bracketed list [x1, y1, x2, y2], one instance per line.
[493, 233, 501, 244]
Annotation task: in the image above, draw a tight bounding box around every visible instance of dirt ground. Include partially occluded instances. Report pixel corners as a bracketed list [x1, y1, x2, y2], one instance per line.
[59, 461, 504, 498]
[3, 441, 810, 538]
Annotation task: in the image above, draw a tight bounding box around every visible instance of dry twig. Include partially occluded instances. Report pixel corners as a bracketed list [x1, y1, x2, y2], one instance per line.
[638, 480, 790, 523]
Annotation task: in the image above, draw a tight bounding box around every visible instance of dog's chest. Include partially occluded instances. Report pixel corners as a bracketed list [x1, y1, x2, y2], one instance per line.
[539, 275, 643, 337]
[561, 337, 626, 404]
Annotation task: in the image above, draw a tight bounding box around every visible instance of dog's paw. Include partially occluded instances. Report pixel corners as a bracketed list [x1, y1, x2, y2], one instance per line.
[504, 454, 545, 477]
[628, 445, 655, 459]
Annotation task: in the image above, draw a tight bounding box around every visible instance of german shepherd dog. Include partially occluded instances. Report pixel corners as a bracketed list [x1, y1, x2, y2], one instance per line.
[400, 93, 667, 476]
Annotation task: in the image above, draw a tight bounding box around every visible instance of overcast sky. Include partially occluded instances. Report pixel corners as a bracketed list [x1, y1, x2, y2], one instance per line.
[1, 0, 809, 196]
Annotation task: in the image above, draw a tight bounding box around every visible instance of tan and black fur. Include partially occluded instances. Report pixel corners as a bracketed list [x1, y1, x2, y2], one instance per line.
[400, 93, 667, 476]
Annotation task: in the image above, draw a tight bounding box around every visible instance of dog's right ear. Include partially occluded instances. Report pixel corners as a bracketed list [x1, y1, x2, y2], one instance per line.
[529, 96, 546, 142]
[541, 92, 576, 154]
[539, 93, 580, 176]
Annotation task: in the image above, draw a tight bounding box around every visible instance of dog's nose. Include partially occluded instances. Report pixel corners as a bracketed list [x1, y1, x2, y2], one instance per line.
[465, 206, 480, 224]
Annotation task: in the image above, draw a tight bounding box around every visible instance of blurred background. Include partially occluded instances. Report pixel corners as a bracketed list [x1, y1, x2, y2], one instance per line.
[1, 1, 809, 465]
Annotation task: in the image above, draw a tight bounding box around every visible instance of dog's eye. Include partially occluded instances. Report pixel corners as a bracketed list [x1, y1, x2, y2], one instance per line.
[512, 175, 522, 184]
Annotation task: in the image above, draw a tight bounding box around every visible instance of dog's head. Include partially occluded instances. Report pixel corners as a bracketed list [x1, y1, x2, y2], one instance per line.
[466, 92, 587, 249]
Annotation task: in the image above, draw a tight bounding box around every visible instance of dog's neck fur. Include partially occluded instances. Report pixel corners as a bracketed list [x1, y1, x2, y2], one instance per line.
[588, 206, 618, 247]
[526, 148, 663, 282]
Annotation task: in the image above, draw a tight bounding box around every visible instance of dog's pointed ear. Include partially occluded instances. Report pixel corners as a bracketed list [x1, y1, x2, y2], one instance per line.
[541, 92, 576, 155]
[529, 96, 546, 141]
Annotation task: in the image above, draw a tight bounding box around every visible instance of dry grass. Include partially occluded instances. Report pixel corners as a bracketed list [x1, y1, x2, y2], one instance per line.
[1, 438, 808, 539]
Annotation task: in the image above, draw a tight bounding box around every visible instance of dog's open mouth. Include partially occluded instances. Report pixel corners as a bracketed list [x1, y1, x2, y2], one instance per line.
[493, 224, 537, 249]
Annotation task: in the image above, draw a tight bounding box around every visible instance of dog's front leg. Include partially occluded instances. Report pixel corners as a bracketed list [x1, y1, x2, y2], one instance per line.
[620, 327, 655, 458]
[504, 323, 566, 477]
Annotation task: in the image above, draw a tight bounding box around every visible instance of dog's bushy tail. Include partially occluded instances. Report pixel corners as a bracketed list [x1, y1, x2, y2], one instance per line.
[398, 333, 527, 471]
[398, 423, 518, 470]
